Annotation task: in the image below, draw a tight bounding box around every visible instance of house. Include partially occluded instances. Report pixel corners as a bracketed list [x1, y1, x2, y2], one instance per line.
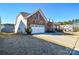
[46, 21, 53, 32]
[63, 25, 73, 32]
[45, 21, 62, 32]
[1, 24, 14, 33]
[14, 9, 47, 34]
[0, 17, 1, 32]
[46, 21, 57, 32]
[72, 22, 79, 32]
[62, 23, 79, 32]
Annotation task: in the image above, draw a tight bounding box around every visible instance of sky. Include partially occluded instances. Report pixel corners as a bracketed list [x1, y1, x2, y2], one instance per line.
[0, 3, 79, 24]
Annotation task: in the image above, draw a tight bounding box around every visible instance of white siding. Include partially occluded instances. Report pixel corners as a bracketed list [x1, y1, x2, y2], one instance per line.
[18, 20, 26, 33]
[14, 14, 27, 33]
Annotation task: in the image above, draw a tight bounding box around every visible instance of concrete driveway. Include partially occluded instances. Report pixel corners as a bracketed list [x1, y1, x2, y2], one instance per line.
[33, 32, 79, 54]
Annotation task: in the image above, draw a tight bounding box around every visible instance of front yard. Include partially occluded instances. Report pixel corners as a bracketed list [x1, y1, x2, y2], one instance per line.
[0, 32, 79, 55]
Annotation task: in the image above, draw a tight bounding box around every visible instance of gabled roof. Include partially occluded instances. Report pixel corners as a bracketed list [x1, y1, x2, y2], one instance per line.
[20, 9, 47, 21]
[26, 9, 47, 20]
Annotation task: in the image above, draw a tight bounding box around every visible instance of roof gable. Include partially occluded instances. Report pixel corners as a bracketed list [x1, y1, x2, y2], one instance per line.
[19, 9, 47, 22]
[26, 9, 47, 21]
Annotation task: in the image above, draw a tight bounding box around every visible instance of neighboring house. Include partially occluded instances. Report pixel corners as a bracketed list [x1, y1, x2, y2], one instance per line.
[73, 22, 79, 28]
[63, 25, 73, 32]
[72, 22, 79, 32]
[45, 21, 61, 32]
[0, 17, 1, 32]
[14, 9, 47, 34]
[62, 23, 79, 32]
[46, 21, 55, 31]
[1, 24, 14, 33]
[54, 24, 61, 31]
[46, 21, 53, 31]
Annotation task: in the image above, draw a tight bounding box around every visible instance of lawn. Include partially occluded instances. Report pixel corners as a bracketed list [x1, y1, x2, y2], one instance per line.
[0, 33, 73, 55]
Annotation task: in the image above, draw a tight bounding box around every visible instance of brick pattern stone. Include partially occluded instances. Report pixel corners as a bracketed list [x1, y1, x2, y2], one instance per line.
[27, 11, 46, 27]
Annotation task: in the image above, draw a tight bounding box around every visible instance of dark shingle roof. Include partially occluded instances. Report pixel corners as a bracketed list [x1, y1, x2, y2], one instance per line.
[20, 12, 30, 18]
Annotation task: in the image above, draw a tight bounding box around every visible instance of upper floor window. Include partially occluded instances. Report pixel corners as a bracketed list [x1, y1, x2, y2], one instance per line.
[35, 14, 40, 20]
[38, 14, 40, 20]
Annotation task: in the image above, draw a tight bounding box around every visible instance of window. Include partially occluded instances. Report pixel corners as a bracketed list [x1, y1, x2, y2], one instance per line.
[35, 14, 40, 20]
[38, 14, 40, 20]
[35, 14, 38, 20]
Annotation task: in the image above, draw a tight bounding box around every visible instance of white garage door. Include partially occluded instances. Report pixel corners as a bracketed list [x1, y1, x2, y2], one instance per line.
[31, 25, 45, 34]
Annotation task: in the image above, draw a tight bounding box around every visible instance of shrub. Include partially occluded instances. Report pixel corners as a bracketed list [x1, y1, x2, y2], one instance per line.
[25, 27, 32, 34]
[46, 29, 55, 33]
[56, 29, 63, 32]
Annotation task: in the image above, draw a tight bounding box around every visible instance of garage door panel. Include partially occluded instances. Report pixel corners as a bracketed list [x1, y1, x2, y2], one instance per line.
[31, 25, 45, 34]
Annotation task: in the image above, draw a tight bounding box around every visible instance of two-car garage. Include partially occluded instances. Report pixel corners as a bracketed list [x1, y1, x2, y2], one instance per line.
[31, 25, 45, 34]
